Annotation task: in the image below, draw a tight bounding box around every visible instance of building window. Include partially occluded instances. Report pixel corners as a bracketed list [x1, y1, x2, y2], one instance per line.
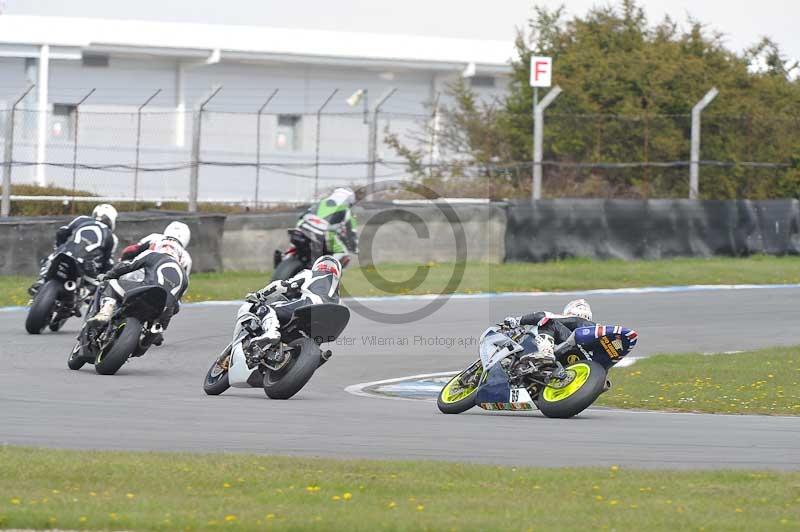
[276, 114, 302, 151]
[470, 75, 496, 88]
[51, 104, 77, 140]
[82, 53, 110, 67]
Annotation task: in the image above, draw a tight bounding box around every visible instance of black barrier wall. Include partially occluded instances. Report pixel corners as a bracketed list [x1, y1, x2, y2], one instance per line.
[0, 212, 225, 275]
[505, 199, 800, 262]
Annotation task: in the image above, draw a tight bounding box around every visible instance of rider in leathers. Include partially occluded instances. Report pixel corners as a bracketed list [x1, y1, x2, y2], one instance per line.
[88, 222, 192, 339]
[234, 256, 342, 356]
[503, 299, 595, 363]
[29, 204, 119, 297]
[296, 188, 358, 267]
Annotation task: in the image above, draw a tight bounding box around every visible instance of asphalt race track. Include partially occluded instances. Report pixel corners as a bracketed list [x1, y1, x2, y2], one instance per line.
[1, 287, 799, 470]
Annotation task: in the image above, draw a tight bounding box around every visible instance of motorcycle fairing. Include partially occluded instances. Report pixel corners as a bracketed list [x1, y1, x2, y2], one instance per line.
[475, 364, 535, 411]
[228, 342, 260, 388]
[574, 325, 638, 369]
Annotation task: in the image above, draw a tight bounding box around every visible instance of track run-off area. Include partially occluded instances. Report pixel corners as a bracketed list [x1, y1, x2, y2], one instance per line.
[1, 286, 799, 470]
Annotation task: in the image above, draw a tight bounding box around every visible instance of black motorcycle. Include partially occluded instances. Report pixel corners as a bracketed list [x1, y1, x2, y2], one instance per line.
[68, 283, 168, 375]
[25, 249, 99, 334]
[272, 224, 326, 281]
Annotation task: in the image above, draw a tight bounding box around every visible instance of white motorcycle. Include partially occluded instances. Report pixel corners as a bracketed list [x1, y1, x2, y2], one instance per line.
[203, 301, 350, 399]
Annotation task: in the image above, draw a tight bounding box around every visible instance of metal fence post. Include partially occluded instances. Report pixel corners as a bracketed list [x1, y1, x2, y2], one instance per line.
[255, 89, 278, 208]
[367, 88, 397, 193]
[690, 87, 719, 200]
[532, 85, 562, 202]
[314, 89, 339, 199]
[71, 88, 95, 212]
[189, 85, 221, 212]
[2, 84, 35, 217]
[428, 92, 440, 177]
[133, 89, 161, 207]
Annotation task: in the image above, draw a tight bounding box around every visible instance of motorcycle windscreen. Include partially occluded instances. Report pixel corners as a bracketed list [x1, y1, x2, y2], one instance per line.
[574, 325, 638, 369]
[478, 328, 522, 370]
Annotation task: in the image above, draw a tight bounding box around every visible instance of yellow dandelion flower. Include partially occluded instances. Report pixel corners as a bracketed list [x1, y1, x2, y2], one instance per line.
[735, 508, 744, 513]
[331, 495, 341, 501]
[223, 483, 231, 488]
[51, 489, 60, 494]
[417, 504, 425, 511]
[10, 498, 20, 505]
[388, 501, 397, 509]
[343, 492, 352, 500]
[266, 513, 275, 519]
[126, 493, 135, 499]
[225, 514, 237, 521]
[79, 516, 88, 523]
[610, 465, 619, 472]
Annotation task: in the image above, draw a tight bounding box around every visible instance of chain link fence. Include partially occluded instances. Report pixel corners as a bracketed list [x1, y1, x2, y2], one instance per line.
[2, 92, 799, 214]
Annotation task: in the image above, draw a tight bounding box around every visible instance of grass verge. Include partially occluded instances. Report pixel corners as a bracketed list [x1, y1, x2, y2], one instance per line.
[3, 256, 800, 307]
[1, 446, 798, 531]
[599, 347, 800, 415]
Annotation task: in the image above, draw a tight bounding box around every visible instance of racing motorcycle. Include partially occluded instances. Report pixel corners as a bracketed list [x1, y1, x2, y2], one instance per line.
[271, 216, 327, 281]
[438, 323, 638, 418]
[203, 301, 350, 399]
[67, 281, 169, 375]
[26, 246, 100, 334]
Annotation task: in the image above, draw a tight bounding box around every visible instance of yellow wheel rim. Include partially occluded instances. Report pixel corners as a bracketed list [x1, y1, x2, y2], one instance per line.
[440, 367, 483, 404]
[542, 363, 591, 402]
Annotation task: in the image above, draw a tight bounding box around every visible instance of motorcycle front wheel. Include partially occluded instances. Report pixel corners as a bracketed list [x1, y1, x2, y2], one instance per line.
[203, 347, 232, 396]
[537, 360, 607, 419]
[437, 360, 484, 414]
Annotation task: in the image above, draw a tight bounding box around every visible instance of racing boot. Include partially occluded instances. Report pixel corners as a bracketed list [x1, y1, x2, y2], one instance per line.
[88, 297, 117, 326]
[150, 323, 165, 346]
[28, 277, 45, 297]
[251, 307, 281, 348]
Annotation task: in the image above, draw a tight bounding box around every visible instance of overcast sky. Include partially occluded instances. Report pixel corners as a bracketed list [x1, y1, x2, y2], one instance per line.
[3, 0, 798, 61]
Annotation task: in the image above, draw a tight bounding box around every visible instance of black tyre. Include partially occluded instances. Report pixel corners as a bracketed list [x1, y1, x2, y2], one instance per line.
[67, 326, 94, 370]
[263, 337, 319, 399]
[25, 281, 60, 334]
[271, 257, 304, 281]
[203, 348, 232, 396]
[94, 318, 141, 375]
[67, 342, 87, 370]
[49, 316, 68, 332]
[538, 360, 607, 419]
[437, 360, 484, 414]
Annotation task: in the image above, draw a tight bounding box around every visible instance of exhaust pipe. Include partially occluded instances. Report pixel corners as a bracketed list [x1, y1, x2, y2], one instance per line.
[63, 280, 77, 291]
[602, 379, 612, 393]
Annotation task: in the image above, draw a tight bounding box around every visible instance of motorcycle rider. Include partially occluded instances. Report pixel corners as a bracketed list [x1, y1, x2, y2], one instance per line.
[502, 299, 595, 364]
[29, 204, 119, 298]
[235, 255, 342, 358]
[88, 222, 192, 341]
[297, 188, 358, 267]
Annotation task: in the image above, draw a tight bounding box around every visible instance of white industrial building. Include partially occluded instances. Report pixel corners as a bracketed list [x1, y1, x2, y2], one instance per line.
[0, 15, 514, 202]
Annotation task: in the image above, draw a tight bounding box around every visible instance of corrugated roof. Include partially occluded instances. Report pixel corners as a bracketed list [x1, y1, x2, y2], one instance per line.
[0, 15, 515, 69]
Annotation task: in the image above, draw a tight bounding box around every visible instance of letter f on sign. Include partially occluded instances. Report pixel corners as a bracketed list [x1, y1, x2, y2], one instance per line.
[530, 56, 552, 88]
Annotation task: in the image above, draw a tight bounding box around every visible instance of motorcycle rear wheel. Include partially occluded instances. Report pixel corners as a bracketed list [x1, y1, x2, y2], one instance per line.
[25, 280, 60, 334]
[538, 360, 607, 419]
[437, 360, 483, 414]
[94, 318, 141, 375]
[263, 337, 319, 399]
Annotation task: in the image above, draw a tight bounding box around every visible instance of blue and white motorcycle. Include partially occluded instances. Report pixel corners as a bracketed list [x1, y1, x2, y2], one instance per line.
[437, 323, 638, 418]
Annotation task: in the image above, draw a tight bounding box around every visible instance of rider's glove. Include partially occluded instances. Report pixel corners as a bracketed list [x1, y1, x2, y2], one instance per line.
[96, 273, 108, 283]
[503, 316, 522, 329]
[244, 292, 261, 304]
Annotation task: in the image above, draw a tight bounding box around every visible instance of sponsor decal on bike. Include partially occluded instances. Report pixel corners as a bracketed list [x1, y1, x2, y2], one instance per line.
[480, 402, 534, 411]
[600, 335, 620, 359]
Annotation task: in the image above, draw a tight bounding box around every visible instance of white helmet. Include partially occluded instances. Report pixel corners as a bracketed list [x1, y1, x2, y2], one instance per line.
[328, 187, 355, 207]
[92, 204, 118, 231]
[163, 221, 191, 248]
[312, 255, 342, 280]
[563, 299, 592, 321]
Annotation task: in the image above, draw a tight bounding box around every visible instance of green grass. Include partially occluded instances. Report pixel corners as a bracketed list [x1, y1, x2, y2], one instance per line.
[4, 256, 800, 307]
[187, 255, 800, 303]
[599, 347, 800, 415]
[0, 447, 798, 531]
